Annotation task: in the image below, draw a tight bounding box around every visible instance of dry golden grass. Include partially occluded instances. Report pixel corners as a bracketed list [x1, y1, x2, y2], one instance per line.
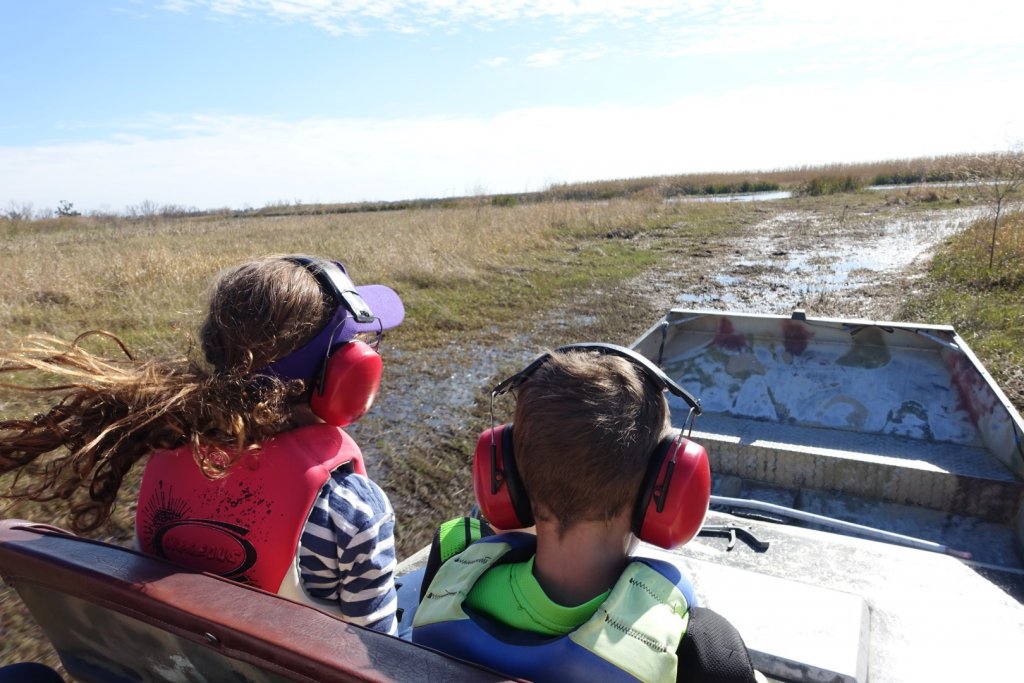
[1, 175, 1019, 670]
[0, 201, 627, 337]
[545, 153, 981, 200]
[901, 209, 1024, 408]
[1, 196, 677, 670]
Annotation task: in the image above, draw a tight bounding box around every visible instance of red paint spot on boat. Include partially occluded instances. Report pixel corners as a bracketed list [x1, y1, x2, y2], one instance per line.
[782, 321, 813, 355]
[946, 352, 987, 427]
[714, 318, 747, 351]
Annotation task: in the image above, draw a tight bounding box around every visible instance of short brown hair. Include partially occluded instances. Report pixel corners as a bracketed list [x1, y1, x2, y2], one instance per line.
[511, 349, 669, 532]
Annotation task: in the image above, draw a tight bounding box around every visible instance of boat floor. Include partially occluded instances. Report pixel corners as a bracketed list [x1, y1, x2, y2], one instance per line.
[643, 510, 1024, 683]
[688, 413, 1017, 483]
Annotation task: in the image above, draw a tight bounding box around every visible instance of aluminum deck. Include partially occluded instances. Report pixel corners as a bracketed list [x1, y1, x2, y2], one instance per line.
[624, 308, 1024, 682]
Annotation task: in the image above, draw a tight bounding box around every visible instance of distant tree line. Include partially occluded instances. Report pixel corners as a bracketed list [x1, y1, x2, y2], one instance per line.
[2, 150, 1020, 223]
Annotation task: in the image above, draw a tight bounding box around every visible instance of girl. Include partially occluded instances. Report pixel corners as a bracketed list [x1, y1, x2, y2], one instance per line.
[0, 255, 403, 634]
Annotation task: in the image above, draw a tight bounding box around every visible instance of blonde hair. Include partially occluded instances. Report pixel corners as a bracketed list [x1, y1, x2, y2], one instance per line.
[0, 257, 334, 532]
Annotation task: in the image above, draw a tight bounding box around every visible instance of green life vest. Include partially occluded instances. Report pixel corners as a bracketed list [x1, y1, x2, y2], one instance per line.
[413, 532, 690, 683]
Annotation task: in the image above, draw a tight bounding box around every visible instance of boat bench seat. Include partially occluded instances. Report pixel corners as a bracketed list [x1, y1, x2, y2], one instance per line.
[0, 519, 513, 683]
[688, 413, 1024, 523]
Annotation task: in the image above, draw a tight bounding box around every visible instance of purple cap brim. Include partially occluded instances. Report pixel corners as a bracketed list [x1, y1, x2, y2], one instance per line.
[260, 283, 404, 382]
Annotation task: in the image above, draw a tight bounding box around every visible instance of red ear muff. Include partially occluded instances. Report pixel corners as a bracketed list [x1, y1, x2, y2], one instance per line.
[483, 343, 707, 542]
[473, 424, 534, 530]
[633, 431, 711, 549]
[309, 340, 383, 427]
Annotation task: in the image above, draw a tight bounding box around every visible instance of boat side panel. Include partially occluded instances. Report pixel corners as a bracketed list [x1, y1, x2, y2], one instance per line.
[634, 310, 1024, 481]
[942, 342, 1024, 480]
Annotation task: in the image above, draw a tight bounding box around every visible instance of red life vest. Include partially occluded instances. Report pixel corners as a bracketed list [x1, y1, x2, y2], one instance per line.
[135, 423, 365, 594]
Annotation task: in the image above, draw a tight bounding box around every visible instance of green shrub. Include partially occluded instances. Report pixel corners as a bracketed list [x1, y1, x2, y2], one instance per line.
[801, 174, 864, 196]
[490, 195, 518, 207]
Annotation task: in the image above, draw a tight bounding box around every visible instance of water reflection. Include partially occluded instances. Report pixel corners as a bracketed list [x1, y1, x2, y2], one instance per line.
[666, 190, 793, 204]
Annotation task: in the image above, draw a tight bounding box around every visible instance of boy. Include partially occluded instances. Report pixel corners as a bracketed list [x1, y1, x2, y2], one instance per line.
[412, 346, 760, 682]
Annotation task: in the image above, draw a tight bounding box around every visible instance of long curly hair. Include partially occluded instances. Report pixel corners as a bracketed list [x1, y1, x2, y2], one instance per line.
[0, 257, 334, 532]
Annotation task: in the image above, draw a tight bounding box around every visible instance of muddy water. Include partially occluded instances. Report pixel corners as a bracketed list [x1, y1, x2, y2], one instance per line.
[354, 202, 986, 503]
[674, 205, 986, 314]
[346, 341, 537, 479]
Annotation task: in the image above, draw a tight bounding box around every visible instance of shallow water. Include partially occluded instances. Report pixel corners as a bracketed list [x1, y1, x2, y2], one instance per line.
[356, 203, 990, 475]
[675, 206, 986, 314]
[667, 190, 793, 204]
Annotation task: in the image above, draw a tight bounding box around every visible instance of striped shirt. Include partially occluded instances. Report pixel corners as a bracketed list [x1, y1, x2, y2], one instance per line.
[298, 468, 398, 635]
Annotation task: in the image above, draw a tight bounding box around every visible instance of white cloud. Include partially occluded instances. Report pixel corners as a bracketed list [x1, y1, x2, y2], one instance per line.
[4, 77, 1022, 213]
[521, 44, 610, 68]
[156, 0, 195, 12]
[524, 49, 567, 68]
[152, 0, 1024, 82]
[163, 0, 1024, 49]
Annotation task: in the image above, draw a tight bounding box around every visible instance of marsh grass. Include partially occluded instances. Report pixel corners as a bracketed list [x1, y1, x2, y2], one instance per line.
[39, 153, 985, 223]
[1, 199, 669, 332]
[2, 178, 1021, 669]
[901, 209, 1024, 406]
[799, 174, 865, 196]
[543, 154, 978, 203]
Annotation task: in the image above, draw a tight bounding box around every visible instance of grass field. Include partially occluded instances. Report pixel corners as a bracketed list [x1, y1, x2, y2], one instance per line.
[0, 192, 705, 668]
[899, 208, 1024, 408]
[1, 156, 1021, 670]
[12, 151, 994, 221]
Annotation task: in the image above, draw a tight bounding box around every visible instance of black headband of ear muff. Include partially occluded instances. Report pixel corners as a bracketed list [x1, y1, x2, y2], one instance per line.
[491, 342, 702, 415]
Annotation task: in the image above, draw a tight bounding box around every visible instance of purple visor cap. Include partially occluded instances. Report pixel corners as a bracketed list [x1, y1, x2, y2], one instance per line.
[260, 282, 404, 383]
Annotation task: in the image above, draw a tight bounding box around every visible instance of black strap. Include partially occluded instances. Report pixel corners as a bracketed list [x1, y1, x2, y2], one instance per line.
[284, 255, 375, 323]
[676, 607, 759, 683]
[492, 342, 701, 415]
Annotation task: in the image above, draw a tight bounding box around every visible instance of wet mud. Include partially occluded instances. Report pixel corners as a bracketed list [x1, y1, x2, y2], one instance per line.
[649, 204, 986, 317]
[354, 198, 992, 556]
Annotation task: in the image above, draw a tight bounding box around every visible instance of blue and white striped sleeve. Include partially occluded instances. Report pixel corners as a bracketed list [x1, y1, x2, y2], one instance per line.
[298, 469, 398, 635]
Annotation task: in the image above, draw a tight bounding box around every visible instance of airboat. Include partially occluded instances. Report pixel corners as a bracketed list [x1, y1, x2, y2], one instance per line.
[2, 309, 1022, 682]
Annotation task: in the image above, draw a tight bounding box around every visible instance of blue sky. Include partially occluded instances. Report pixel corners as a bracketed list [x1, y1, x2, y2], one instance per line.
[2, 0, 1023, 214]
